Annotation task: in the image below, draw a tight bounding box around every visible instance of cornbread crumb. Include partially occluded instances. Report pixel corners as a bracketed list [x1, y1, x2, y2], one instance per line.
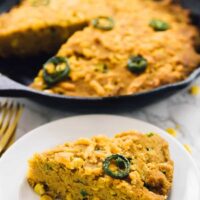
[189, 85, 200, 96]
[166, 128, 177, 137]
[184, 144, 192, 153]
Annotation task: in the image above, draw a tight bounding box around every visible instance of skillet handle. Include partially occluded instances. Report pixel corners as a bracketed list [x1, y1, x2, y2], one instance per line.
[0, 73, 30, 96]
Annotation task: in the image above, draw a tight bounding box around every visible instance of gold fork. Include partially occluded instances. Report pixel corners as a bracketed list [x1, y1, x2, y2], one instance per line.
[0, 100, 24, 156]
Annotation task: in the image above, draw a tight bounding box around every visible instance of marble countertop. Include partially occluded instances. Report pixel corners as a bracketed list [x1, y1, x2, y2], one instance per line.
[2, 77, 200, 169]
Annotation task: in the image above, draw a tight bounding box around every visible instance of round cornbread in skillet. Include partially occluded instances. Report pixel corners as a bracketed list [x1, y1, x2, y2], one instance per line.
[27, 131, 174, 200]
[0, 0, 112, 57]
[31, 0, 200, 97]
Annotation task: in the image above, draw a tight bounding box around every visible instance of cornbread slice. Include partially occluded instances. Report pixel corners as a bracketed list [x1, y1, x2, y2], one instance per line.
[31, 0, 200, 97]
[27, 131, 174, 200]
[0, 0, 111, 57]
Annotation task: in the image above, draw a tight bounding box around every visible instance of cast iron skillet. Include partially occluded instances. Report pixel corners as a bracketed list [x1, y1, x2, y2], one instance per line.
[0, 0, 200, 107]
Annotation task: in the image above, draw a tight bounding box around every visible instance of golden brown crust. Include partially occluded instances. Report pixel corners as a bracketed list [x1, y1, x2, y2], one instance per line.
[0, 0, 112, 57]
[27, 131, 174, 200]
[0, 0, 199, 97]
[30, 0, 200, 97]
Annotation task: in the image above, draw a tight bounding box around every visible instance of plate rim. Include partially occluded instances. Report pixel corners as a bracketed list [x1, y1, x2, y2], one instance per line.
[0, 114, 199, 169]
[0, 114, 200, 199]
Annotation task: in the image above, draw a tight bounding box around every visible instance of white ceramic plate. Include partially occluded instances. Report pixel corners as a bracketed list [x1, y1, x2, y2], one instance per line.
[0, 115, 199, 200]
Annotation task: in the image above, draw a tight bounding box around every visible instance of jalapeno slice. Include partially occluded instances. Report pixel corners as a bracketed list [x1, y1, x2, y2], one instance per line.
[92, 17, 115, 31]
[103, 154, 130, 179]
[80, 190, 88, 197]
[146, 132, 154, 137]
[127, 55, 148, 73]
[149, 19, 170, 31]
[43, 56, 70, 86]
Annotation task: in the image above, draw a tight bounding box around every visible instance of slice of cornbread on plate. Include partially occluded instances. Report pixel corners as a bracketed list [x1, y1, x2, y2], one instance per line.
[27, 131, 174, 200]
[0, 0, 111, 57]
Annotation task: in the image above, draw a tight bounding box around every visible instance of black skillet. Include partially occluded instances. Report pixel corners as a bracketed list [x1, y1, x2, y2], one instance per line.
[0, 0, 200, 108]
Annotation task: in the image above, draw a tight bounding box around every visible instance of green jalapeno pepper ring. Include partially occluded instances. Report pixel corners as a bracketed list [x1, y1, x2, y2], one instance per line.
[80, 190, 88, 197]
[43, 56, 70, 86]
[92, 16, 115, 31]
[127, 55, 148, 73]
[103, 154, 130, 179]
[149, 19, 170, 31]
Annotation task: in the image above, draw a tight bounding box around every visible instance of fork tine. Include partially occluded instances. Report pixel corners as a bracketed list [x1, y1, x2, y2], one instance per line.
[0, 103, 23, 156]
[0, 99, 8, 109]
[6, 133, 16, 148]
[0, 101, 15, 137]
[0, 101, 9, 129]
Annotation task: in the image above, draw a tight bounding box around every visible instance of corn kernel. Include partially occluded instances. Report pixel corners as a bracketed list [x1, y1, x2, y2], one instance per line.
[184, 144, 192, 153]
[94, 63, 108, 73]
[45, 63, 55, 74]
[40, 195, 53, 200]
[56, 63, 66, 72]
[73, 157, 84, 168]
[34, 183, 45, 195]
[38, 70, 44, 77]
[189, 85, 200, 96]
[92, 187, 99, 191]
[34, 77, 44, 86]
[166, 128, 177, 137]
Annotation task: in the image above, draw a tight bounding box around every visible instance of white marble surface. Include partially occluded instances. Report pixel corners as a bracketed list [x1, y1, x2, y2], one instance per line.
[2, 78, 200, 170]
